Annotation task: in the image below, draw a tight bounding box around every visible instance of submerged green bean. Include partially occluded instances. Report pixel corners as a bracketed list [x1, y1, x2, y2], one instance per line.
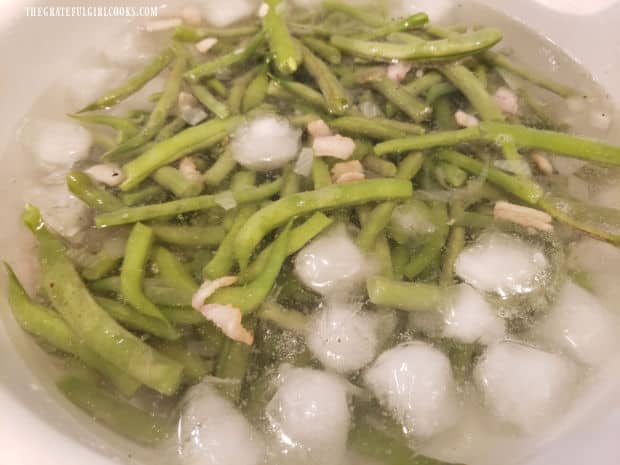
[5, 264, 140, 397]
[235, 179, 414, 269]
[152, 246, 198, 293]
[189, 83, 230, 119]
[23, 205, 183, 395]
[371, 79, 433, 123]
[78, 48, 174, 112]
[375, 126, 481, 155]
[355, 13, 429, 40]
[366, 276, 443, 312]
[301, 36, 342, 65]
[203, 150, 238, 187]
[151, 224, 226, 247]
[66, 171, 123, 212]
[173, 24, 259, 42]
[90, 276, 193, 307]
[263, 0, 302, 74]
[330, 116, 425, 140]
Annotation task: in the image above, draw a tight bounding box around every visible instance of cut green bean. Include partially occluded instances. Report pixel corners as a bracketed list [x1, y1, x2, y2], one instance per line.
[5, 264, 140, 397]
[366, 276, 443, 312]
[331, 28, 503, 61]
[66, 171, 123, 212]
[263, 0, 302, 74]
[440, 63, 504, 121]
[375, 126, 481, 156]
[235, 179, 413, 268]
[242, 65, 269, 113]
[23, 205, 183, 395]
[402, 71, 444, 95]
[240, 212, 334, 283]
[96, 178, 282, 227]
[81, 238, 126, 281]
[363, 155, 397, 177]
[185, 31, 265, 82]
[120, 116, 243, 191]
[274, 79, 329, 112]
[70, 113, 140, 141]
[228, 65, 261, 115]
[299, 42, 349, 114]
[152, 166, 203, 198]
[189, 83, 230, 119]
[152, 246, 198, 293]
[403, 203, 449, 279]
[78, 48, 174, 112]
[151, 224, 226, 247]
[435, 162, 468, 187]
[58, 377, 170, 444]
[330, 116, 425, 140]
[301, 36, 342, 64]
[155, 116, 188, 142]
[322, 0, 386, 27]
[425, 82, 458, 105]
[206, 221, 293, 313]
[203, 149, 237, 186]
[90, 276, 193, 307]
[440, 225, 465, 286]
[95, 296, 180, 341]
[151, 340, 212, 384]
[355, 13, 428, 40]
[215, 318, 256, 402]
[371, 79, 433, 123]
[258, 300, 308, 333]
[433, 96, 459, 130]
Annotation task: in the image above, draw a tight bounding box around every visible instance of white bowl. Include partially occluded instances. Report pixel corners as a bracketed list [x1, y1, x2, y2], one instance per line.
[1, 1, 620, 464]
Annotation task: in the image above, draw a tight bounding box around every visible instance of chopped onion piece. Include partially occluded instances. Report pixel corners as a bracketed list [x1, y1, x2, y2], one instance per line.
[294, 147, 314, 177]
[257, 2, 269, 17]
[530, 151, 553, 175]
[494, 86, 519, 114]
[331, 160, 364, 184]
[199, 304, 253, 345]
[195, 37, 219, 54]
[312, 135, 356, 160]
[144, 18, 182, 32]
[178, 91, 199, 109]
[494, 201, 553, 232]
[83, 163, 125, 187]
[181, 106, 208, 126]
[386, 61, 412, 83]
[214, 191, 237, 210]
[192, 276, 238, 309]
[454, 110, 479, 128]
[307, 119, 333, 138]
[179, 157, 202, 181]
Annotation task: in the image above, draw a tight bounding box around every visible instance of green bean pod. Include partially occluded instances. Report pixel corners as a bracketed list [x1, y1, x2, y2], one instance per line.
[263, 0, 302, 74]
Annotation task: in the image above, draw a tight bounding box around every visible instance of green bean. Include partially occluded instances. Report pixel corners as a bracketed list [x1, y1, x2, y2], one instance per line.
[155, 116, 188, 142]
[120, 223, 175, 328]
[386, 31, 426, 44]
[185, 31, 265, 82]
[105, 54, 188, 159]
[120, 184, 166, 206]
[322, 0, 386, 27]
[203, 205, 257, 279]
[331, 28, 503, 61]
[435, 149, 544, 204]
[480, 121, 620, 166]
[57, 377, 170, 444]
[366, 276, 443, 312]
[94, 296, 181, 341]
[4, 264, 140, 397]
[425, 82, 458, 105]
[258, 300, 308, 333]
[330, 116, 425, 140]
[374, 126, 481, 156]
[349, 414, 463, 465]
[435, 162, 468, 187]
[439, 63, 504, 121]
[215, 318, 256, 402]
[280, 165, 301, 197]
[334, 64, 387, 86]
[228, 65, 261, 115]
[160, 305, 205, 326]
[235, 179, 413, 268]
[205, 78, 228, 98]
[78, 48, 174, 112]
[90, 276, 193, 307]
[263, 0, 302, 74]
[206, 221, 293, 312]
[242, 65, 269, 112]
[151, 224, 226, 247]
[189, 83, 230, 119]
[403, 203, 449, 279]
[518, 88, 563, 130]
[301, 36, 342, 64]
[311, 158, 333, 189]
[173, 24, 259, 42]
[151, 340, 212, 384]
[299, 42, 349, 115]
[370, 79, 433, 123]
[485, 51, 577, 97]
[473, 62, 488, 89]
[152, 166, 203, 198]
[453, 210, 493, 229]
[240, 212, 334, 283]
[391, 243, 410, 279]
[69, 114, 140, 141]
[402, 71, 444, 95]
[433, 95, 459, 130]
[23, 205, 183, 395]
[120, 116, 243, 191]
[66, 171, 123, 212]
[273, 79, 329, 112]
[92, 131, 118, 151]
[96, 178, 282, 227]
[363, 155, 397, 177]
[203, 149, 237, 187]
[152, 246, 198, 293]
[440, 225, 465, 286]
[81, 238, 126, 281]
[355, 13, 429, 40]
